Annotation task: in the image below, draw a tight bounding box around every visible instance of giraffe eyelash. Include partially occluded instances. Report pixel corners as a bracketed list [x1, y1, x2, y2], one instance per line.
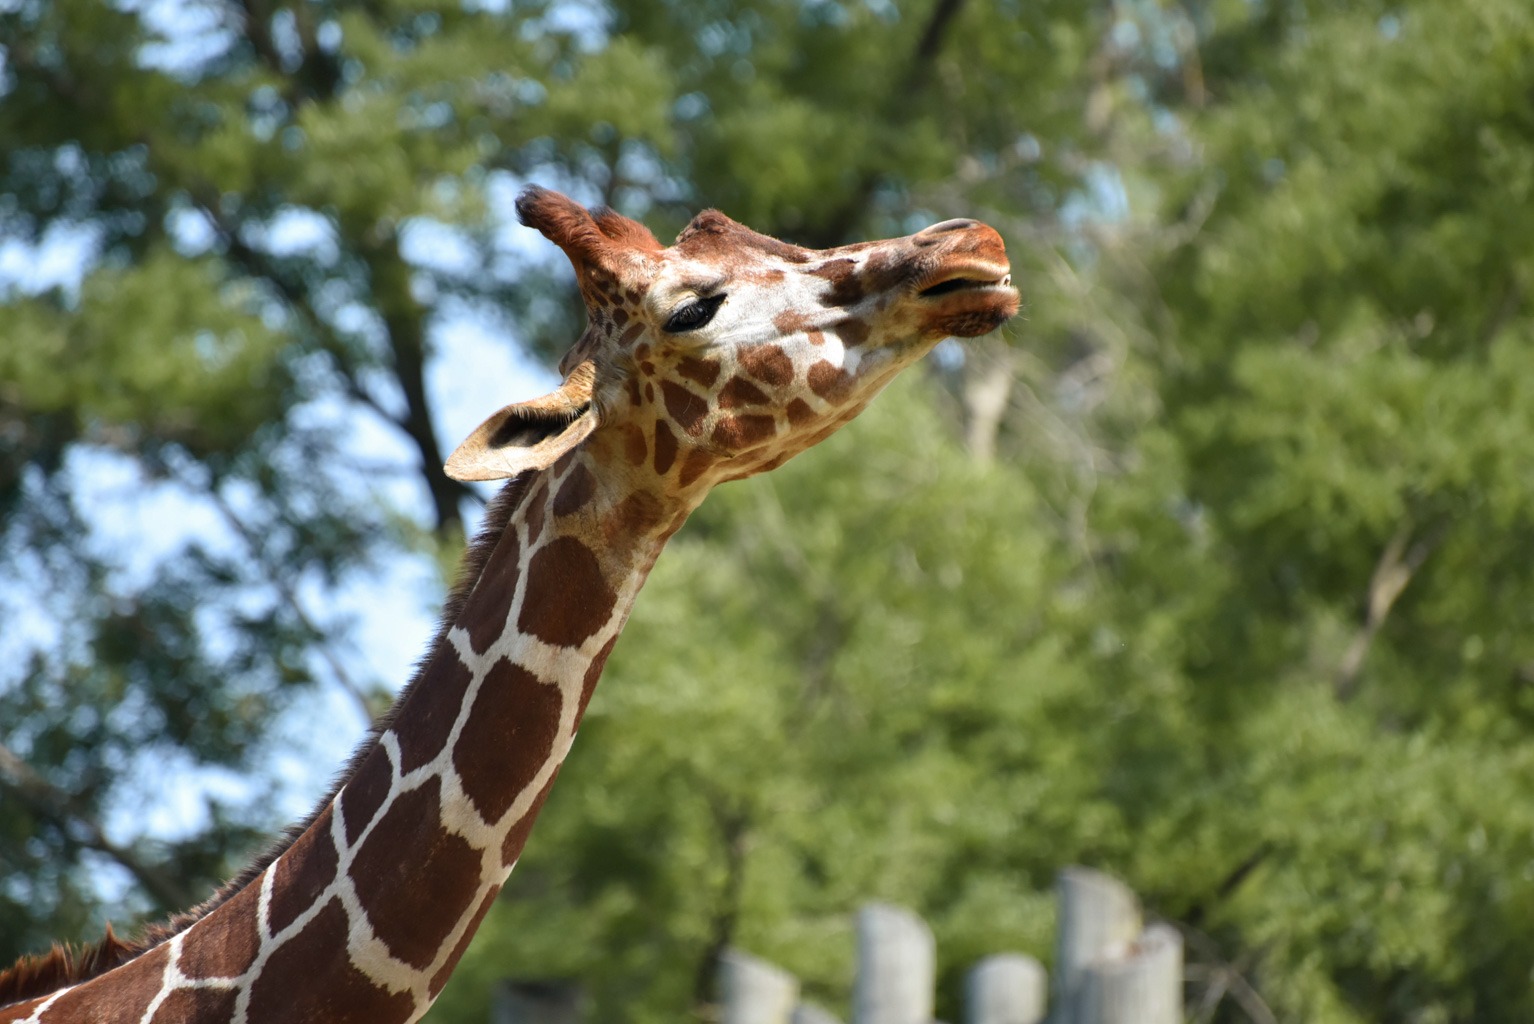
[662, 293, 726, 333]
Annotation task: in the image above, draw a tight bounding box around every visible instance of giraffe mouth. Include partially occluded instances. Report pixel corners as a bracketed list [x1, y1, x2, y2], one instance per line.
[913, 262, 1019, 338]
[916, 265, 1015, 299]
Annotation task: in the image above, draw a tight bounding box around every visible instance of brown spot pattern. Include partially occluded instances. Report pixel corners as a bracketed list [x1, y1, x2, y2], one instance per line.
[579, 635, 620, 720]
[860, 250, 901, 291]
[773, 310, 813, 336]
[653, 420, 678, 475]
[179, 875, 262, 979]
[468, 529, 520, 655]
[518, 537, 616, 647]
[453, 658, 561, 823]
[620, 423, 647, 466]
[786, 398, 816, 425]
[0, 995, 47, 1021]
[808, 361, 852, 402]
[833, 317, 871, 346]
[341, 748, 393, 846]
[660, 379, 708, 436]
[711, 415, 778, 450]
[523, 478, 547, 547]
[675, 355, 722, 389]
[500, 773, 560, 867]
[606, 493, 663, 546]
[44, 945, 168, 1023]
[678, 450, 714, 488]
[246, 900, 414, 1024]
[428, 888, 500, 997]
[553, 462, 596, 517]
[351, 777, 482, 971]
[152, 988, 240, 1020]
[717, 376, 770, 408]
[675, 212, 810, 263]
[396, 654, 473, 773]
[805, 422, 841, 447]
[739, 344, 794, 388]
[719, 453, 770, 483]
[811, 259, 866, 306]
[270, 808, 341, 935]
[29, 198, 1023, 1024]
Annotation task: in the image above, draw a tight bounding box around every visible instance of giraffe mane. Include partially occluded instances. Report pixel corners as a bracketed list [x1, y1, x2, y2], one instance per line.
[0, 476, 532, 1008]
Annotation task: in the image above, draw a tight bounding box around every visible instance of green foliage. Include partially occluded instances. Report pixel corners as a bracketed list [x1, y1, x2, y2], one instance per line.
[431, 379, 1093, 1022]
[5, 1, 1534, 1022]
[1, 0, 1120, 967]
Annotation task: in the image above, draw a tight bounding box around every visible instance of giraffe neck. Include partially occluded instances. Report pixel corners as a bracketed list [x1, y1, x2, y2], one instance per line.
[0, 448, 688, 1024]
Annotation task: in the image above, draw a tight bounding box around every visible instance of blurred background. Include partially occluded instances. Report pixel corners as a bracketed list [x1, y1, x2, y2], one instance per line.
[3, 0, 1533, 1021]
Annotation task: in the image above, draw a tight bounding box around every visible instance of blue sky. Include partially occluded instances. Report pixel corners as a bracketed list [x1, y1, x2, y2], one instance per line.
[2, 211, 561, 905]
[0, 1, 588, 904]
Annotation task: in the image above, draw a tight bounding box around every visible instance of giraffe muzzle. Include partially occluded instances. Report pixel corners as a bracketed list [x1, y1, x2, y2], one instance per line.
[909, 227, 1020, 338]
[917, 267, 1014, 298]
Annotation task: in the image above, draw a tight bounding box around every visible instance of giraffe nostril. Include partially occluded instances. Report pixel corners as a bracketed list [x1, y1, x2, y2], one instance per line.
[913, 218, 980, 245]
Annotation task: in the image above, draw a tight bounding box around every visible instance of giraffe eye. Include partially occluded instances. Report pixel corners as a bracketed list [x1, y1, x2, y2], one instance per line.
[663, 293, 726, 333]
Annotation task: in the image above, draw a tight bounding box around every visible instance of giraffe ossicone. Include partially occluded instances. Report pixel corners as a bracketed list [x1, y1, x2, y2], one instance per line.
[0, 188, 1018, 1024]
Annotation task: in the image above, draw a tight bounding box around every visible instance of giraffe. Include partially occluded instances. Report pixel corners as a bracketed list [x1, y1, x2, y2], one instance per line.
[0, 186, 1018, 1024]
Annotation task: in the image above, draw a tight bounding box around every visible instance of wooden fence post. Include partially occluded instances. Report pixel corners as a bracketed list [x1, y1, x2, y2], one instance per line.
[792, 1002, 845, 1024]
[1076, 923, 1182, 1024]
[720, 948, 801, 1024]
[1052, 868, 1141, 1023]
[964, 953, 1047, 1024]
[699, 870, 1174, 1024]
[853, 903, 936, 1024]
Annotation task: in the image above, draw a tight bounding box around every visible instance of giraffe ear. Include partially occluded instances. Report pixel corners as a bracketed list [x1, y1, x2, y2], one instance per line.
[444, 363, 598, 482]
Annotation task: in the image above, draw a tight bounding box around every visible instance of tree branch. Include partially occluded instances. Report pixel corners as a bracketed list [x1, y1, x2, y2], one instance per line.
[191, 192, 372, 389]
[357, 235, 466, 535]
[232, 0, 285, 78]
[197, 478, 387, 725]
[1178, 922, 1278, 1024]
[799, 0, 969, 247]
[691, 791, 751, 1015]
[961, 337, 1016, 463]
[1335, 520, 1448, 700]
[0, 740, 196, 911]
[1182, 842, 1272, 930]
[232, 0, 343, 105]
[193, 189, 470, 535]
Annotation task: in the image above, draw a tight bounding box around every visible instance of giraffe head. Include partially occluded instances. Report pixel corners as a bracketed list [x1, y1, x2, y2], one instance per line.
[446, 187, 1018, 495]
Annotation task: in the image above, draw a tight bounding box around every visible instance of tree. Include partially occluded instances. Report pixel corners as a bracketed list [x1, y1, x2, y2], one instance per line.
[1105, 0, 1534, 1019]
[0, 0, 1132, 983]
[14, 2, 1532, 1022]
[434, 2, 1534, 1021]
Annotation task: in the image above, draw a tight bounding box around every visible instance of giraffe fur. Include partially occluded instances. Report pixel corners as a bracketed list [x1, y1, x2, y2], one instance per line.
[0, 188, 1017, 1023]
